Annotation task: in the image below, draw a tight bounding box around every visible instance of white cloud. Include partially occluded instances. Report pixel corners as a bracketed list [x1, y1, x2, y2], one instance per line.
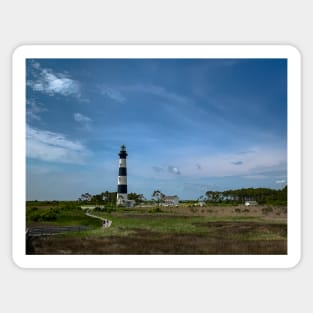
[27, 62, 81, 97]
[26, 99, 47, 121]
[74, 112, 91, 123]
[26, 124, 90, 164]
[170, 146, 287, 179]
[99, 86, 125, 103]
[275, 179, 286, 184]
[168, 165, 181, 175]
[73, 112, 92, 130]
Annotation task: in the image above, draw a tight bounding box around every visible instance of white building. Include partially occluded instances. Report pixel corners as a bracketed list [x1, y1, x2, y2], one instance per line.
[245, 200, 258, 206]
[162, 195, 179, 206]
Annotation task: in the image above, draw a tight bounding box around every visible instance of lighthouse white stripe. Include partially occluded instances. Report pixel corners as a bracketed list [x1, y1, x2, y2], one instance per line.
[118, 176, 127, 185]
[119, 159, 126, 167]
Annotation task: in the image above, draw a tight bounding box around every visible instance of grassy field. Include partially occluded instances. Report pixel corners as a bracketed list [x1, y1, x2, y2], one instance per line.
[26, 202, 287, 255]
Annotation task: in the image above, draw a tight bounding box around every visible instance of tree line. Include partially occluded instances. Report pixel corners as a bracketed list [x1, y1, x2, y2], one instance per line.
[202, 186, 287, 205]
[78, 191, 145, 206]
[77, 186, 287, 207]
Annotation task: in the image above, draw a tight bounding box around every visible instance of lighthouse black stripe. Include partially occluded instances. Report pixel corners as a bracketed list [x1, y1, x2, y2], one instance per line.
[118, 151, 128, 159]
[119, 167, 127, 176]
[117, 185, 127, 193]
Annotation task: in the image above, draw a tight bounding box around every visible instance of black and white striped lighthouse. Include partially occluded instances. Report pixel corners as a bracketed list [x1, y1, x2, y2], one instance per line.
[117, 145, 128, 206]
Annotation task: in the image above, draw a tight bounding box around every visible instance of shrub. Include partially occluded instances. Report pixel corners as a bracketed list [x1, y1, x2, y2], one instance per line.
[149, 207, 162, 213]
[94, 206, 114, 213]
[262, 207, 273, 214]
[62, 203, 81, 211]
[29, 208, 58, 222]
[40, 210, 57, 221]
[30, 213, 41, 222]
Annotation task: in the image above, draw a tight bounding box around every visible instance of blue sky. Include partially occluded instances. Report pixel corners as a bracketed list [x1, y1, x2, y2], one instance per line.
[26, 58, 287, 200]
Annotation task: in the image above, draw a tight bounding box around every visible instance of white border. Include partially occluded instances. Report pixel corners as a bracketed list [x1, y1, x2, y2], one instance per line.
[12, 45, 301, 269]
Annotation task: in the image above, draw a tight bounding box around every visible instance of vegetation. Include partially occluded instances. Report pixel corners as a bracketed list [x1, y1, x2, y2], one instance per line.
[78, 191, 117, 206]
[28, 207, 287, 254]
[203, 186, 287, 205]
[128, 192, 145, 204]
[151, 190, 165, 208]
[26, 187, 287, 254]
[26, 203, 101, 228]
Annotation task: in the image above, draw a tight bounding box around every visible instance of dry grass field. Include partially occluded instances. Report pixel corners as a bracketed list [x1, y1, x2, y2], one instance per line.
[27, 204, 287, 255]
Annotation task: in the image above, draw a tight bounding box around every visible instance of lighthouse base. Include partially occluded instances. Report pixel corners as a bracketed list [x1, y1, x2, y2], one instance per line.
[117, 193, 128, 206]
[117, 194, 135, 208]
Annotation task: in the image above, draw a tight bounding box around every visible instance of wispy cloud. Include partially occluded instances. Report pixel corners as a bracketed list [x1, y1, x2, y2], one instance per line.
[26, 99, 47, 121]
[121, 83, 189, 105]
[275, 179, 286, 184]
[73, 112, 92, 130]
[168, 165, 181, 175]
[99, 86, 126, 103]
[26, 124, 90, 164]
[182, 182, 219, 196]
[152, 166, 163, 173]
[151, 165, 181, 175]
[74, 112, 91, 123]
[170, 146, 286, 179]
[231, 161, 243, 165]
[243, 174, 268, 179]
[27, 61, 81, 97]
[237, 150, 257, 155]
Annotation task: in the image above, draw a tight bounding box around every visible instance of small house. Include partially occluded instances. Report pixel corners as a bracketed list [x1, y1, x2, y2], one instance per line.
[162, 195, 179, 206]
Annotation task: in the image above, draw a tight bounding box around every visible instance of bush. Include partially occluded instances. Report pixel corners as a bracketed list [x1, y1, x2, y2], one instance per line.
[62, 203, 81, 211]
[262, 207, 273, 213]
[149, 207, 162, 213]
[94, 206, 114, 213]
[29, 208, 58, 222]
[40, 210, 57, 221]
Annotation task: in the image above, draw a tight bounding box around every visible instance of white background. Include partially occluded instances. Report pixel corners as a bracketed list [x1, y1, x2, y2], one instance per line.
[1, 1, 311, 312]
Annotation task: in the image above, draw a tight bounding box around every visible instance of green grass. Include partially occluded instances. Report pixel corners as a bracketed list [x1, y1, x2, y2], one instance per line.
[26, 206, 102, 228]
[26, 203, 287, 242]
[76, 214, 265, 237]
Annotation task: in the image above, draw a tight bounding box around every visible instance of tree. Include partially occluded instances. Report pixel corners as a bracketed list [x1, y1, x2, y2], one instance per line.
[152, 190, 165, 208]
[128, 193, 145, 204]
[102, 191, 117, 206]
[205, 191, 222, 203]
[78, 192, 92, 202]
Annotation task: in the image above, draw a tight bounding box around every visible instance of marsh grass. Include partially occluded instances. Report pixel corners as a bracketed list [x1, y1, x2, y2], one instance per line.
[27, 202, 287, 254]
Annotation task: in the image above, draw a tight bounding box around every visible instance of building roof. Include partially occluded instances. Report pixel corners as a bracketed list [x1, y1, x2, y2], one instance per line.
[163, 195, 179, 200]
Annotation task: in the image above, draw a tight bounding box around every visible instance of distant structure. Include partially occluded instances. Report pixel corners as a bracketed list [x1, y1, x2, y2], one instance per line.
[162, 195, 179, 206]
[245, 200, 258, 206]
[117, 145, 128, 205]
[117, 145, 135, 207]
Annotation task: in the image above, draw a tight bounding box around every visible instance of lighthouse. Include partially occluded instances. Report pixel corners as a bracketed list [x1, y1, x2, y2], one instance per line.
[117, 145, 128, 206]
